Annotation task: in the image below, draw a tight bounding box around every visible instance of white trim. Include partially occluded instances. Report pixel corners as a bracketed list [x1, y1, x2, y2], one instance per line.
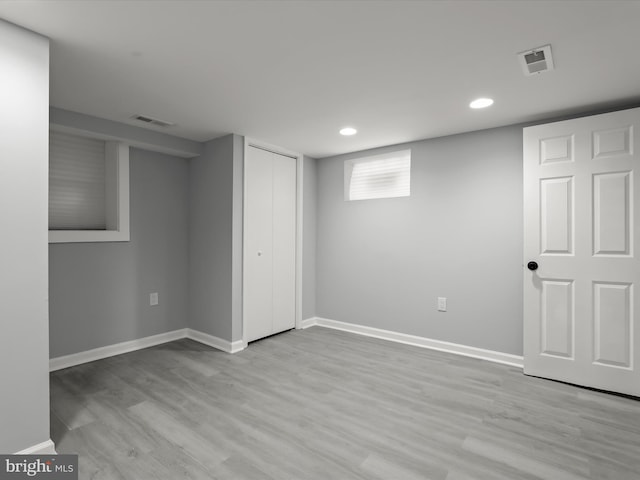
[49, 329, 188, 371]
[313, 317, 524, 368]
[186, 328, 246, 354]
[242, 138, 304, 343]
[245, 138, 300, 159]
[49, 328, 249, 372]
[299, 317, 318, 329]
[295, 153, 304, 331]
[16, 439, 57, 455]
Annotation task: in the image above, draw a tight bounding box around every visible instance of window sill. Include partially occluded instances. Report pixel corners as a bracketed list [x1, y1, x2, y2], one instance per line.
[48, 229, 130, 244]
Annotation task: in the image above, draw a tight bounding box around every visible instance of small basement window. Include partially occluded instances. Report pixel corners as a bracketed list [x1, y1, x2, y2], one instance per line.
[344, 149, 411, 201]
[49, 128, 130, 243]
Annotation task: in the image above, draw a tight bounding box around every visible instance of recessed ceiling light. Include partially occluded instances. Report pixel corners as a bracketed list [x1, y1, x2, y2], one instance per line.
[340, 127, 357, 136]
[469, 98, 494, 109]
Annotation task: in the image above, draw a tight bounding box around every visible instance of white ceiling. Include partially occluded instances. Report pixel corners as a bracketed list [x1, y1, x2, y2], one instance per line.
[1, 1, 640, 158]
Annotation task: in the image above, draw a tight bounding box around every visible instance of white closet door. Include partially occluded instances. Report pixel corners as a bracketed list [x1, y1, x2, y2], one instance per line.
[244, 145, 296, 343]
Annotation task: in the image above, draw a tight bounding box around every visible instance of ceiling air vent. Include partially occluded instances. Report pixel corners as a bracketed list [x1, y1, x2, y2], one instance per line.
[131, 114, 175, 128]
[518, 44, 554, 76]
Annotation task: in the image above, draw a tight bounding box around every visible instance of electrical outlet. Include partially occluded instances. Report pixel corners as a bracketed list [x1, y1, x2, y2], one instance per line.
[150, 292, 159, 306]
[437, 297, 447, 312]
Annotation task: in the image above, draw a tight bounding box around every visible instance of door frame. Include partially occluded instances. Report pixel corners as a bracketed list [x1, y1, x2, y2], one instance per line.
[242, 137, 304, 346]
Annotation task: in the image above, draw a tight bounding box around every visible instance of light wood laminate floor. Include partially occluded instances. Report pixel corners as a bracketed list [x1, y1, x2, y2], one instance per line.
[51, 327, 640, 479]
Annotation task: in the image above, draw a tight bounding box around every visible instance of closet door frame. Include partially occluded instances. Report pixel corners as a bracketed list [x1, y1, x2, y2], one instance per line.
[242, 137, 303, 345]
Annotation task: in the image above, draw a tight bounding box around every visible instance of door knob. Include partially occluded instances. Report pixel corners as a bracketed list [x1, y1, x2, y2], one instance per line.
[257, 251, 262, 256]
[527, 261, 538, 271]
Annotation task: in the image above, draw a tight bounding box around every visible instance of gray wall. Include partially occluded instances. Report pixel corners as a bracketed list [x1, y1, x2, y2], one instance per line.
[49, 148, 190, 357]
[189, 134, 238, 341]
[0, 20, 51, 453]
[316, 126, 524, 355]
[302, 156, 317, 320]
[50, 127, 309, 352]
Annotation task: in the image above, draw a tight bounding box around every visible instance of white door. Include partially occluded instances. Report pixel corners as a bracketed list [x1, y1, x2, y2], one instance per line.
[523, 107, 640, 397]
[244, 145, 297, 343]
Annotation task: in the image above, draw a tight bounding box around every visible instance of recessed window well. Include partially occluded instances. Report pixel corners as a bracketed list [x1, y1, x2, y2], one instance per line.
[345, 149, 411, 201]
[49, 128, 130, 243]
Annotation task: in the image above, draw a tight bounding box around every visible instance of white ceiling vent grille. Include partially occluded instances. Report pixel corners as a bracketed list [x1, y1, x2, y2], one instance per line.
[131, 114, 175, 128]
[518, 44, 554, 76]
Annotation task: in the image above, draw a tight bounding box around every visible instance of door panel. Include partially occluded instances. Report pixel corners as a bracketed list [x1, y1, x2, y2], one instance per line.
[593, 171, 631, 255]
[524, 107, 640, 397]
[540, 135, 574, 164]
[244, 146, 274, 343]
[593, 282, 632, 368]
[593, 126, 632, 160]
[271, 153, 297, 334]
[540, 177, 574, 254]
[540, 279, 574, 358]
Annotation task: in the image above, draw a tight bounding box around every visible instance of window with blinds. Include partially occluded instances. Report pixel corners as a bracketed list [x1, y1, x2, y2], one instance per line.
[344, 149, 411, 201]
[49, 131, 107, 230]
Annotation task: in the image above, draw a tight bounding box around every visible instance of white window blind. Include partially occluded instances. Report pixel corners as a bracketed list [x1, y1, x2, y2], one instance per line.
[49, 131, 107, 230]
[345, 149, 411, 201]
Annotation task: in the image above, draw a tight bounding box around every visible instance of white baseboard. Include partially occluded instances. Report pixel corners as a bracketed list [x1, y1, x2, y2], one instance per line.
[49, 328, 248, 372]
[49, 328, 252, 372]
[186, 328, 246, 353]
[50, 329, 189, 372]
[48, 318, 520, 372]
[308, 317, 523, 368]
[299, 317, 317, 329]
[16, 439, 57, 455]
